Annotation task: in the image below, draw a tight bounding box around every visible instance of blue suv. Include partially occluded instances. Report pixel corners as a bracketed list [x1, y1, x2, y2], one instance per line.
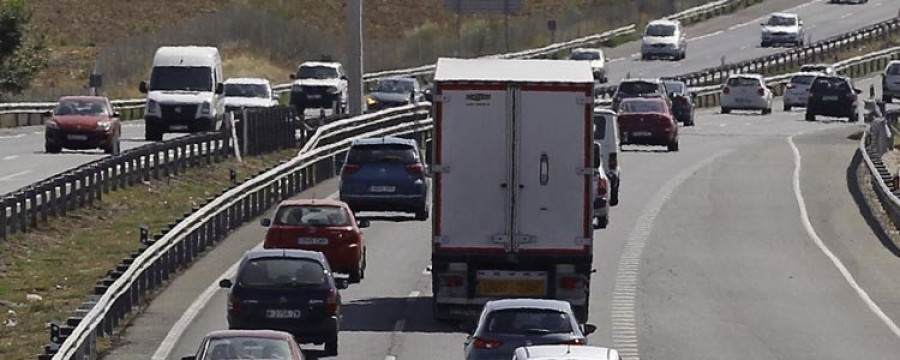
[339, 137, 429, 220]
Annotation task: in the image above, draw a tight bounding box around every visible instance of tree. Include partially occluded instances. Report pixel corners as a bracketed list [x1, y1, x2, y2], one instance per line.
[0, 0, 46, 95]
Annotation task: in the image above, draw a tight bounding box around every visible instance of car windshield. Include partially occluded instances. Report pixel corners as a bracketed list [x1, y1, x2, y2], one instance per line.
[298, 65, 339, 79]
[54, 100, 108, 116]
[224, 83, 269, 98]
[149, 66, 213, 92]
[346, 143, 418, 164]
[645, 24, 676, 37]
[205, 337, 292, 360]
[484, 309, 574, 335]
[375, 79, 416, 94]
[810, 77, 851, 92]
[791, 75, 816, 85]
[766, 15, 796, 26]
[663, 81, 685, 94]
[593, 114, 608, 140]
[570, 51, 601, 61]
[274, 205, 350, 227]
[238, 258, 327, 288]
[617, 81, 660, 96]
[619, 100, 666, 114]
[887, 64, 900, 76]
[726, 77, 762, 87]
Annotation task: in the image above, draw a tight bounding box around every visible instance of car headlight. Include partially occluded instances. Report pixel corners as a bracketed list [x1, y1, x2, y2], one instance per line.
[145, 100, 160, 115]
[366, 96, 377, 106]
[201, 101, 211, 115]
[96, 120, 111, 131]
[45, 119, 59, 129]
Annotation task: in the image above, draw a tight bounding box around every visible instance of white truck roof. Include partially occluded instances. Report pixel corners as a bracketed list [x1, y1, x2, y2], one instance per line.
[153, 46, 220, 67]
[434, 58, 594, 84]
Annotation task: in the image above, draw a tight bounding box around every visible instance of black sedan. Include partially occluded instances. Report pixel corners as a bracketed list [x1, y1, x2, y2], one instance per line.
[366, 77, 424, 112]
[805, 75, 860, 122]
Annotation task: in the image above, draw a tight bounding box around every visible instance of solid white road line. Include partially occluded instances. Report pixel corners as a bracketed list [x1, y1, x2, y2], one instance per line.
[788, 134, 900, 339]
[0, 169, 32, 181]
[408, 291, 420, 298]
[2, 155, 19, 161]
[611, 151, 730, 360]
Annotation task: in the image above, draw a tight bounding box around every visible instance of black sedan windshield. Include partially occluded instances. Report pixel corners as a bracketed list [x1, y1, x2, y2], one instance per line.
[150, 67, 213, 92]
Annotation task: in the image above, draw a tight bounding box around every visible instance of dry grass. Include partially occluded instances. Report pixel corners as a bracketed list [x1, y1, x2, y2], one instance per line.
[0, 148, 298, 360]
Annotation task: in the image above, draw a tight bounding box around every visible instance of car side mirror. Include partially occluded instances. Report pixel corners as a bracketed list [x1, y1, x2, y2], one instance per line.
[855, 88, 862, 94]
[582, 324, 597, 336]
[215, 83, 224, 95]
[181, 356, 197, 360]
[260, 218, 272, 227]
[139, 81, 148, 94]
[335, 278, 349, 289]
[341, 75, 348, 81]
[219, 279, 233, 288]
[357, 219, 370, 229]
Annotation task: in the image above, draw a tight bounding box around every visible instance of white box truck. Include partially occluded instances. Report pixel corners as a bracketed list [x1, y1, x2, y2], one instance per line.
[430, 58, 601, 322]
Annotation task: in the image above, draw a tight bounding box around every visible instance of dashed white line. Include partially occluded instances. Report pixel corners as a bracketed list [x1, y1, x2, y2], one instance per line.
[385, 356, 397, 360]
[2, 155, 19, 161]
[788, 134, 900, 340]
[611, 151, 730, 360]
[840, 13, 853, 19]
[0, 169, 32, 181]
[0, 133, 26, 139]
[687, 30, 724, 42]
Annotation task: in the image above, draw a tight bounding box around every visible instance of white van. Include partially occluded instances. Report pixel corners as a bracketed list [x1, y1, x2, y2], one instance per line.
[594, 107, 621, 206]
[139, 46, 225, 141]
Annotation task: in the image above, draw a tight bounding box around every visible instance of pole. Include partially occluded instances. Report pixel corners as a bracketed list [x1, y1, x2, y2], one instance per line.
[347, 0, 364, 116]
[456, 0, 462, 56]
[504, 0, 510, 52]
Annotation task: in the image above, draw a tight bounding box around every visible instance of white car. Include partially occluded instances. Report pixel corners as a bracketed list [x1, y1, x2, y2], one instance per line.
[514, 345, 622, 360]
[289, 60, 349, 114]
[882, 60, 900, 103]
[800, 63, 836, 75]
[591, 141, 611, 229]
[720, 74, 773, 114]
[760, 13, 805, 47]
[570, 48, 607, 83]
[593, 108, 620, 206]
[641, 19, 687, 61]
[783, 72, 819, 111]
[223, 78, 279, 114]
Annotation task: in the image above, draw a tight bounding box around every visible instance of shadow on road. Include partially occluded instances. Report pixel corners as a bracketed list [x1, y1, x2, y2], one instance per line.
[341, 296, 464, 334]
[846, 150, 900, 259]
[357, 215, 422, 223]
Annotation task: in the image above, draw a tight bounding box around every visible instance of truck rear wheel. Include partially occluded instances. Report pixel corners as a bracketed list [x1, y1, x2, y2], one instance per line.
[145, 122, 163, 141]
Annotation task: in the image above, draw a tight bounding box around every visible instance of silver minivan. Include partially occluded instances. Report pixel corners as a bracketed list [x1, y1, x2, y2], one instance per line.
[594, 108, 621, 206]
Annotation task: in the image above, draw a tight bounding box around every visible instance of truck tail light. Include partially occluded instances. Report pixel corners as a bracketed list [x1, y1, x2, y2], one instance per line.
[560, 276, 581, 289]
[722, 86, 730, 95]
[326, 288, 339, 315]
[472, 337, 503, 349]
[342, 164, 360, 175]
[608, 153, 618, 170]
[442, 275, 464, 288]
[405, 163, 424, 175]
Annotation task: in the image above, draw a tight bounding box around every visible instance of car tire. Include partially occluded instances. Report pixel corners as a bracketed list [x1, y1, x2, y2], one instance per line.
[784, 103, 792, 111]
[45, 144, 62, 154]
[805, 112, 816, 122]
[415, 205, 429, 221]
[641, 54, 649, 61]
[667, 138, 679, 152]
[721, 107, 731, 114]
[597, 215, 608, 229]
[325, 337, 338, 356]
[610, 187, 619, 206]
[884, 95, 892, 104]
[762, 107, 772, 115]
[761, 41, 769, 48]
[349, 249, 365, 283]
[849, 112, 859, 123]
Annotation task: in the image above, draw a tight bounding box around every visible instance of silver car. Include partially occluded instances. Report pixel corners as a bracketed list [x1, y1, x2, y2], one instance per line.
[640, 19, 686, 61]
[882, 61, 900, 103]
[464, 299, 597, 360]
[760, 13, 805, 47]
[783, 72, 819, 111]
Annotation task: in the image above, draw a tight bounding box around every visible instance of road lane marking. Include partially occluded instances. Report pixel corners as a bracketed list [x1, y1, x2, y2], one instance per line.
[611, 151, 730, 360]
[687, 30, 724, 42]
[2, 155, 18, 161]
[840, 13, 853, 19]
[385, 356, 397, 360]
[0, 134, 26, 139]
[408, 291, 420, 298]
[788, 134, 900, 339]
[0, 169, 32, 181]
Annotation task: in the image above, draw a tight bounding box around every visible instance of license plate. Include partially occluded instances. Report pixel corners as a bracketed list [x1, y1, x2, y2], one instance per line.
[822, 96, 839, 101]
[308, 94, 322, 99]
[369, 186, 396, 193]
[478, 279, 545, 296]
[170, 125, 189, 130]
[66, 134, 88, 141]
[632, 131, 652, 137]
[298, 237, 328, 245]
[735, 98, 752, 104]
[266, 309, 302, 319]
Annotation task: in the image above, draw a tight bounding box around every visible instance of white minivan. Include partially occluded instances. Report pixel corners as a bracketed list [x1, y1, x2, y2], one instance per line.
[139, 46, 225, 141]
[594, 107, 621, 206]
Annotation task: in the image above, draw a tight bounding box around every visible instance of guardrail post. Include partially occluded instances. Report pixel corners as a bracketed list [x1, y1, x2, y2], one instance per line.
[27, 188, 37, 228]
[0, 198, 8, 240]
[16, 193, 27, 233]
[76, 170, 86, 208]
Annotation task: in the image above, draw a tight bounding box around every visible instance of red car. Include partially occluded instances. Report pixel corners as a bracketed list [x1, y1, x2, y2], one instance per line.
[182, 329, 304, 360]
[44, 96, 122, 154]
[617, 96, 679, 152]
[261, 199, 370, 283]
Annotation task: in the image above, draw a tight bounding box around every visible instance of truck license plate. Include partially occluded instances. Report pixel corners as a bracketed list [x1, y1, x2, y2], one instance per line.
[66, 134, 88, 141]
[298, 237, 328, 245]
[477, 279, 545, 296]
[266, 309, 302, 319]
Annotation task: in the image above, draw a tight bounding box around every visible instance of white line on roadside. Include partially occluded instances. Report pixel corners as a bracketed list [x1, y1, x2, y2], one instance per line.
[611, 151, 730, 360]
[0, 133, 26, 140]
[0, 169, 31, 181]
[840, 13, 853, 19]
[408, 291, 420, 298]
[788, 134, 900, 340]
[385, 356, 397, 360]
[687, 30, 724, 42]
[2, 155, 19, 161]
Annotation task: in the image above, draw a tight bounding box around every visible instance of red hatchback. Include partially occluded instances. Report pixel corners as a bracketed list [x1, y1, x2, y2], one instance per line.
[44, 96, 122, 154]
[261, 199, 370, 283]
[617, 96, 679, 152]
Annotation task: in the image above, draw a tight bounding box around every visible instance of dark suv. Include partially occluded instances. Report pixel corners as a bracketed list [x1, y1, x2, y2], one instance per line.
[339, 137, 429, 220]
[220, 249, 348, 355]
[805, 75, 860, 122]
[611, 78, 669, 112]
[662, 79, 694, 126]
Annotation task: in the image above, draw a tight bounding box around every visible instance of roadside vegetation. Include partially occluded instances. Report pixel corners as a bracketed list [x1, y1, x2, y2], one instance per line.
[0, 0, 47, 100]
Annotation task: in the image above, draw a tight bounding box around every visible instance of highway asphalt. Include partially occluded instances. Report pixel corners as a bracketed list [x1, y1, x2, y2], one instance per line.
[99, 71, 900, 359]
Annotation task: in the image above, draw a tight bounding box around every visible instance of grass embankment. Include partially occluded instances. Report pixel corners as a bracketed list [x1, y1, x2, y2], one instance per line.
[0, 148, 298, 360]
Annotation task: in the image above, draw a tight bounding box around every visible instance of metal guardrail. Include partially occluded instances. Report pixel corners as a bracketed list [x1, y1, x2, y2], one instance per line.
[860, 108, 900, 237]
[40, 103, 432, 360]
[0, 99, 146, 128]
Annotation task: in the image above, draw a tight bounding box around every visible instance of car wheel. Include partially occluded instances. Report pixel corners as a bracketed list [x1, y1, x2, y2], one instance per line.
[849, 112, 859, 123]
[762, 107, 772, 115]
[415, 205, 429, 221]
[883, 95, 892, 104]
[610, 186, 619, 206]
[667, 138, 679, 152]
[349, 267, 362, 284]
[641, 54, 649, 61]
[761, 41, 769, 48]
[598, 215, 608, 229]
[784, 103, 792, 111]
[805, 112, 816, 122]
[45, 143, 62, 154]
[721, 107, 731, 114]
[325, 337, 338, 356]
